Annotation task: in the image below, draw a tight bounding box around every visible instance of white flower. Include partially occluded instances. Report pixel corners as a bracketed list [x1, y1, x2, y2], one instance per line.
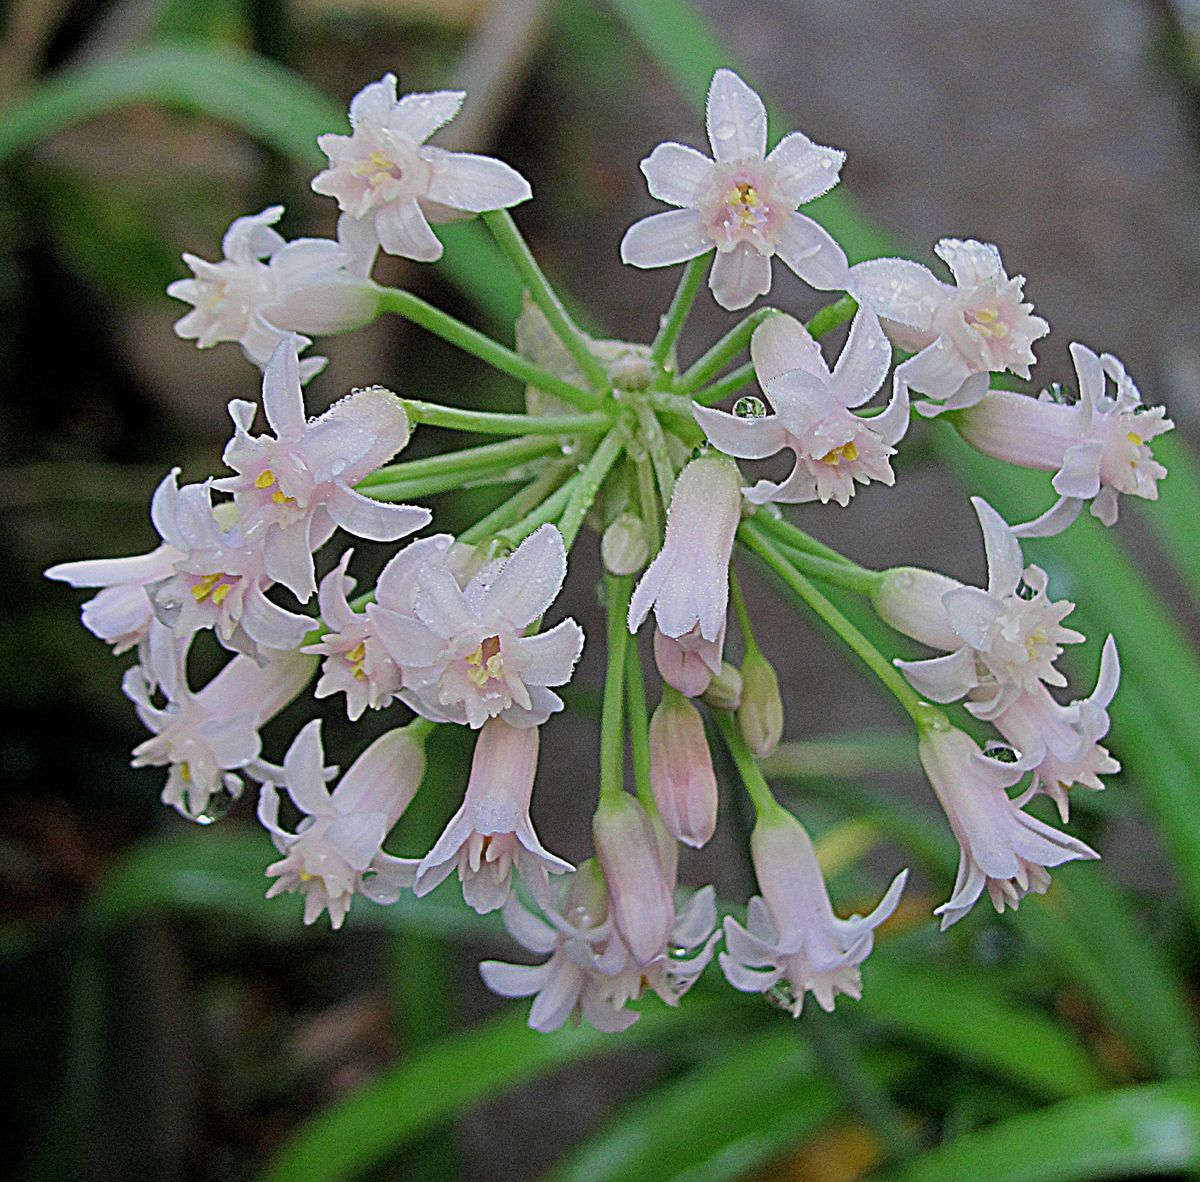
[620, 68, 848, 310]
[955, 343, 1173, 537]
[374, 525, 584, 730]
[694, 308, 907, 505]
[213, 337, 429, 601]
[919, 726, 1098, 929]
[414, 718, 571, 914]
[256, 719, 426, 928]
[849, 238, 1048, 414]
[166, 206, 377, 380]
[312, 74, 531, 262]
[124, 643, 314, 821]
[888, 497, 1084, 718]
[720, 806, 906, 1014]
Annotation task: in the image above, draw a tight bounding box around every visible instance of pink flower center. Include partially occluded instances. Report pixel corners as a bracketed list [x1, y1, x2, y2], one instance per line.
[466, 634, 504, 688]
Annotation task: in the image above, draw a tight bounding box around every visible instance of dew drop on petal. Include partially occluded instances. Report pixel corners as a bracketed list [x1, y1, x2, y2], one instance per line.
[733, 395, 767, 419]
[193, 782, 240, 825]
[982, 741, 1020, 764]
[712, 120, 737, 142]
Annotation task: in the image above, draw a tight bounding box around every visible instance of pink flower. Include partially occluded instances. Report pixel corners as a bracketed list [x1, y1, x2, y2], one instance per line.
[955, 344, 1173, 537]
[374, 525, 584, 730]
[695, 309, 907, 506]
[918, 725, 1098, 929]
[849, 238, 1048, 414]
[213, 338, 429, 601]
[257, 720, 426, 928]
[414, 718, 571, 914]
[620, 68, 848, 310]
[720, 806, 906, 1014]
[312, 74, 531, 262]
[653, 624, 724, 698]
[649, 691, 719, 848]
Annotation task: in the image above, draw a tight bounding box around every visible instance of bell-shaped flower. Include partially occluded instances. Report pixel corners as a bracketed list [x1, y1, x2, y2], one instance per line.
[653, 622, 724, 698]
[954, 344, 1173, 537]
[918, 725, 1098, 929]
[849, 238, 1048, 414]
[374, 525, 584, 730]
[628, 455, 740, 678]
[256, 719, 426, 928]
[620, 68, 848, 310]
[649, 690, 719, 848]
[167, 206, 377, 380]
[991, 636, 1121, 821]
[147, 470, 313, 657]
[480, 856, 718, 1034]
[414, 718, 571, 913]
[312, 74, 531, 262]
[720, 805, 906, 1014]
[889, 498, 1084, 718]
[213, 338, 429, 601]
[694, 309, 907, 505]
[124, 643, 314, 821]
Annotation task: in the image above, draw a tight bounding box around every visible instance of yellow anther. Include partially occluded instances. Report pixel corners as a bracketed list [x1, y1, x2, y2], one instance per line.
[466, 636, 503, 688]
[192, 572, 223, 602]
[255, 469, 275, 489]
[272, 489, 295, 505]
[346, 642, 366, 664]
[299, 871, 314, 882]
[211, 583, 232, 606]
[1025, 628, 1047, 659]
[820, 441, 859, 467]
[965, 306, 1009, 339]
[1127, 432, 1143, 446]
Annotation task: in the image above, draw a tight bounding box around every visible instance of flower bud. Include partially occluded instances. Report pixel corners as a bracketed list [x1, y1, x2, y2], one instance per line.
[737, 648, 783, 757]
[701, 662, 743, 711]
[593, 793, 674, 966]
[653, 626, 718, 697]
[649, 691, 718, 848]
[601, 512, 650, 576]
[871, 567, 961, 650]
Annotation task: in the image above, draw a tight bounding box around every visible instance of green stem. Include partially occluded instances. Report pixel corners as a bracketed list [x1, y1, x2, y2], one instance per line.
[675, 307, 779, 394]
[557, 429, 626, 549]
[635, 405, 677, 513]
[625, 636, 653, 809]
[650, 254, 708, 369]
[714, 710, 779, 817]
[739, 521, 930, 726]
[359, 435, 560, 488]
[460, 465, 570, 544]
[729, 569, 761, 658]
[773, 544, 883, 595]
[748, 507, 858, 566]
[375, 286, 600, 411]
[633, 451, 661, 544]
[690, 362, 755, 407]
[500, 477, 579, 544]
[600, 573, 633, 798]
[481, 210, 611, 394]
[403, 399, 609, 436]
[806, 294, 858, 340]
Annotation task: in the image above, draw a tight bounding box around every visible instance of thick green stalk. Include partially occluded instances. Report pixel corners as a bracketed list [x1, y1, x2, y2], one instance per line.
[690, 362, 755, 407]
[481, 210, 611, 394]
[772, 544, 883, 595]
[600, 573, 634, 798]
[459, 465, 571, 544]
[635, 405, 677, 513]
[403, 400, 609, 436]
[748, 507, 858, 566]
[675, 307, 779, 394]
[806, 294, 858, 340]
[375, 286, 600, 411]
[557, 429, 627, 549]
[625, 637, 653, 809]
[359, 435, 561, 488]
[729, 569, 762, 658]
[633, 451, 661, 544]
[650, 254, 709, 368]
[714, 710, 779, 817]
[499, 478, 579, 545]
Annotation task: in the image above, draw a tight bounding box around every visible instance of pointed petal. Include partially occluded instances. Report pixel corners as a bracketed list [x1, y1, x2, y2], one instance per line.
[282, 719, 334, 816]
[775, 213, 849, 291]
[421, 148, 531, 212]
[767, 130, 845, 205]
[693, 404, 788, 459]
[896, 646, 978, 702]
[484, 524, 567, 629]
[1011, 496, 1083, 539]
[620, 209, 711, 268]
[709, 243, 772, 311]
[389, 88, 464, 142]
[640, 141, 715, 207]
[327, 484, 431, 542]
[261, 337, 306, 440]
[831, 309, 891, 407]
[375, 200, 442, 262]
[1052, 441, 1105, 499]
[517, 618, 584, 687]
[970, 497, 1024, 598]
[706, 68, 767, 162]
[750, 312, 827, 384]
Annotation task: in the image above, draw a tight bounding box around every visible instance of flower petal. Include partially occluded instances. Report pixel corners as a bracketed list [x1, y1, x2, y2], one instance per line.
[705, 68, 767, 162]
[970, 497, 1024, 598]
[709, 243, 772, 311]
[767, 131, 845, 205]
[282, 719, 335, 816]
[775, 213, 849, 291]
[389, 88, 464, 142]
[639, 141, 715, 207]
[374, 199, 442, 262]
[421, 148, 532, 212]
[326, 484, 431, 542]
[750, 312, 828, 384]
[848, 256, 945, 331]
[693, 404, 788, 459]
[483, 524, 567, 629]
[620, 209, 711, 268]
[517, 618, 585, 687]
[896, 646, 978, 703]
[830, 309, 891, 408]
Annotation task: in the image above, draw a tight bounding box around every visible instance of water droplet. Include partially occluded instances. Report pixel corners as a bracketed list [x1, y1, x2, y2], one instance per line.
[733, 395, 767, 419]
[982, 741, 1020, 764]
[712, 120, 737, 141]
[765, 979, 800, 1014]
[560, 441, 576, 456]
[819, 157, 833, 169]
[689, 444, 710, 462]
[193, 781, 240, 825]
[1043, 381, 1077, 405]
[1016, 579, 1037, 601]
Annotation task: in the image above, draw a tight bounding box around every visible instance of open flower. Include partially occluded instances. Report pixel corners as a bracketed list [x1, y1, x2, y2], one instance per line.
[414, 718, 571, 913]
[167, 206, 377, 380]
[620, 68, 848, 310]
[312, 74, 531, 262]
[694, 309, 907, 505]
[849, 238, 1048, 414]
[954, 344, 1173, 536]
[256, 719, 426, 928]
[124, 644, 314, 821]
[720, 806, 906, 1014]
[886, 497, 1084, 718]
[919, 725, 1098, 928]
[213, 337, 429, 601]
[374, 525, 584, 729]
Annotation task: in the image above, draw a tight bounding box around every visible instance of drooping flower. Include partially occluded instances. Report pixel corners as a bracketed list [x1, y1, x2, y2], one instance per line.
[124, 643, 314, 821]
[653, 623, 724, 698]
[954, 344, 1173, 536]
[628, 455, 741, 681]
[620, 68, 848, 310]
[212, 337, 429, 601]
[414, 718, 571, 913]
[720, 805, 907, 1014]
[694, 309, 907, 505]
[918, 725, 1098, 929]
[312, 74, 531, 262]
[991, 636, 1121, 821]
[167, 206, 378, 380]
[147, 470, 313, 658]
[848, 238, 1048, 414]
[256, 719, 426, 928]
[884, 497, 1084, 718]
[649, 690, 719, 848]
[481, 857, 717, 1033]
[374, 525, 584, 730]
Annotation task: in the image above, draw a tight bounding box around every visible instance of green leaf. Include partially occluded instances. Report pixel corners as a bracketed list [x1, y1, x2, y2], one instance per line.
[870, 1082, 1200, 1182]
[1135, 433, 1200, 611]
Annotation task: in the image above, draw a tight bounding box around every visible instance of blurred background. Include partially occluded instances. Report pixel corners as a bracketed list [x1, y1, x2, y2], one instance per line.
[7, 1, 1200, 1179]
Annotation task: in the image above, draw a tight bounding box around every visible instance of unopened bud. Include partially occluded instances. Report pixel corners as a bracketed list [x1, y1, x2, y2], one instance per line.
[701, 662, 743, 711]
[653, 626, 717, 697]
[601, 512, 650, 575]
[737, 648, 783, 757]
[872, 567, 961, 650]
[649, 691, 718, 848]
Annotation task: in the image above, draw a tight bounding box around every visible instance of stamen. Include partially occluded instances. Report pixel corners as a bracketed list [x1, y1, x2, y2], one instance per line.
[820, 441, 859, 467]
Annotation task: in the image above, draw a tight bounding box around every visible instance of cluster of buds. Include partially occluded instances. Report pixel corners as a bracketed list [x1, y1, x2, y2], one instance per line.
[48, 66, 1168, 1030]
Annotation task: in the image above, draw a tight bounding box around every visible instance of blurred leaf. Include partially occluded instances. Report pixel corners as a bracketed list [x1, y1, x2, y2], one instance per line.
[870, 1082, 1200, 1182]
[1135, 433, 1200, 609]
